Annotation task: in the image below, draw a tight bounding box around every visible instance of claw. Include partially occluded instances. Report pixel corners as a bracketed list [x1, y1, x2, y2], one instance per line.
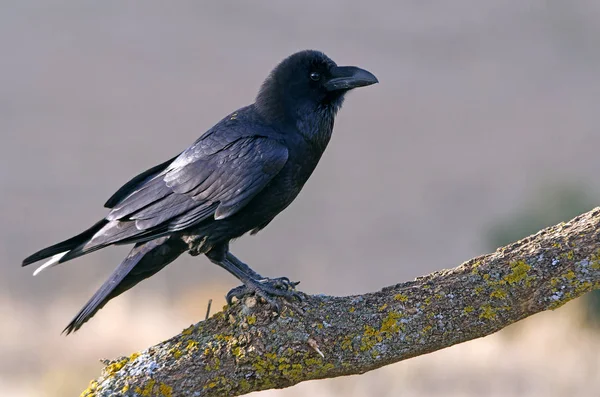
[225, 276, 301, 310]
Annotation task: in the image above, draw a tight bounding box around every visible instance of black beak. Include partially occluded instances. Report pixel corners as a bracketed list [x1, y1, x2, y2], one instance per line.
[325, 66, 378, 91]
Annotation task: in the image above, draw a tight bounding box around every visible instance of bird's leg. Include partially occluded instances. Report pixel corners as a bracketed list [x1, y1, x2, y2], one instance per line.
[225, 251, 300, 301]
[205, 244, 300, 311]
[225, 252, 263, 280]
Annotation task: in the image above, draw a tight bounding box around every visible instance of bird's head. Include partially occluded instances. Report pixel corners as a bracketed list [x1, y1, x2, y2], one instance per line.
[255, 50, 378, 125]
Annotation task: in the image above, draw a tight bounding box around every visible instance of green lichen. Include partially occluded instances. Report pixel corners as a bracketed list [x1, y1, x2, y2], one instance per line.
[203, 376, 236, 394]
[205, 347, 336, 395]
[549, 275, 598, 309]
[341, 335, 354, 351]
[252, 352, 277, 376]
[205, 356, 221, 371]
[591, 250, 600, 270]
[247, 315, 257, 325]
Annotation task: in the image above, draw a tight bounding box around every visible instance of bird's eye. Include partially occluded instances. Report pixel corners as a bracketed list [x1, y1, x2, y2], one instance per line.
[310, 72, 321, 81]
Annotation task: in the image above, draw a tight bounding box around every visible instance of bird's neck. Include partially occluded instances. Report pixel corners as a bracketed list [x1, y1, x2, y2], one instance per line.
[255, 95, 343, 153]
[294, 104, 337, 152]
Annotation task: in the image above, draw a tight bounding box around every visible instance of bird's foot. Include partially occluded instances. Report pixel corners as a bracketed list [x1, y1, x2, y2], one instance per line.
[226, 277, 302, 312]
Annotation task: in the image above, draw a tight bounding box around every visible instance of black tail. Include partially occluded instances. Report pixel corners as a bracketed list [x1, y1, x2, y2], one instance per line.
[63, 236, 186, 334]
[22, 219, 109, 266]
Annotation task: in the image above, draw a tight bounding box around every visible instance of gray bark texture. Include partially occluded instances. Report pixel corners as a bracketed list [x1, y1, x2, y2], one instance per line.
[81, 208, 600, 397]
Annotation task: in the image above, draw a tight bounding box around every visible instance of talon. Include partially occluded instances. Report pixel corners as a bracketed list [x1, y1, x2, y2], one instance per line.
[225, 276, 302, 310]
[225, 285, 249, 305]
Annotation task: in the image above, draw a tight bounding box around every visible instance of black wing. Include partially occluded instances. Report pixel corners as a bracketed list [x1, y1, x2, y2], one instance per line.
[104, 156, 178, 208]
[73, 135, 288, 254]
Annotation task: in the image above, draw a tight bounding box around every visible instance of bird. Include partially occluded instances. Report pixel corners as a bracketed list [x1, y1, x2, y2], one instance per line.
[22, 50, 378, 334]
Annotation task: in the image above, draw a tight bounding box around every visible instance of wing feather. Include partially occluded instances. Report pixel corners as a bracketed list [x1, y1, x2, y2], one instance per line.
[89, 135, 287, 248]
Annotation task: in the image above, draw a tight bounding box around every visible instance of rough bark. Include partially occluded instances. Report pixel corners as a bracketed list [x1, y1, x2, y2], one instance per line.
[81, 208, 600, 397]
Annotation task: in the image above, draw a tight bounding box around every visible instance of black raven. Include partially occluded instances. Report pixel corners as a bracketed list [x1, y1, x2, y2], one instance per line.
[22, 50, 378, 334]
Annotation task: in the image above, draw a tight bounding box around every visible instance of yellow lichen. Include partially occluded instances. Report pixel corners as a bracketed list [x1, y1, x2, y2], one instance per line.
[232, 346, 243, 358]
[186, 340, 199, 353]
[394, 294, 408, 302]
[463, 306, 474, 314]
[80, 380, 98, 397]
[349, 306, 356, 312]
[159, 382, 173, 397]
[378, 303, 388, 312]
[181, 325, 194, 336]
[104, 358, 129, 377]
[591, 250, 600, 270]
[479, 304, 498, 320]
[140, 379, 155, 397]
[214, 333, 233, 342]
[341, 335, 353, 351]
[205, 357, 221, 371]
[247, 315, 257, 325]
[490, 289, 507, 299]
[361, 312, 403, 351]
[504, 260, 533, 285]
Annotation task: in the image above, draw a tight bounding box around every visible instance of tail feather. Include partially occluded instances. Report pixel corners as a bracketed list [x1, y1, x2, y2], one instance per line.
[22, 219, 109, 266]
[63, 236, 185, 334]
[32, 252, 68, 276]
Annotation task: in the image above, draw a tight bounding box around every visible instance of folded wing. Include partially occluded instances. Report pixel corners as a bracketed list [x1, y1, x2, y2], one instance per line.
[60, 136, 288, 262]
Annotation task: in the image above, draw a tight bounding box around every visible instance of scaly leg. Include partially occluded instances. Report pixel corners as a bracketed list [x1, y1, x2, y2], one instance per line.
[205, 243, 300, 311]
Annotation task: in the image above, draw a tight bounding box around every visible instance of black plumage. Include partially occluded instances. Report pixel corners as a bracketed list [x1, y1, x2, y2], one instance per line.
[22, 50, 378, 333]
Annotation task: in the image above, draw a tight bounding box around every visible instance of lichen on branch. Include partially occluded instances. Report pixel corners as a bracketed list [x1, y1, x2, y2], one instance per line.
[82, 208, 600, 397]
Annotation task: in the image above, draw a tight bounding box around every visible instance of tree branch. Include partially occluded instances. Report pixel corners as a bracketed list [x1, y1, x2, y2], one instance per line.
[81, 208, 600, 397]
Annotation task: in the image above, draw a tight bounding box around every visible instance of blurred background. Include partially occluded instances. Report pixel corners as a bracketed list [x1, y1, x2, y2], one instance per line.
[2, 1, 600, 396]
